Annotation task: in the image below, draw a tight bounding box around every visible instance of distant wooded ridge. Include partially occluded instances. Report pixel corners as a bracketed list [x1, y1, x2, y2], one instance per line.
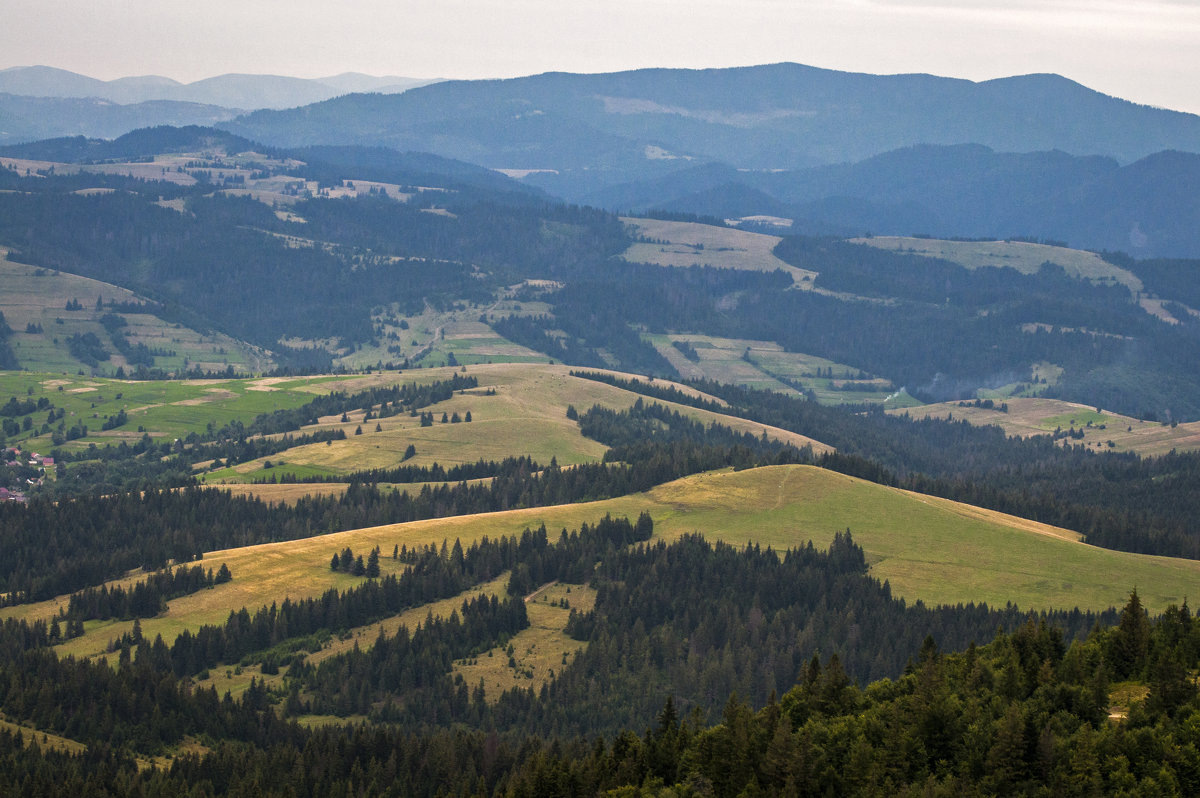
[0, 65, 439, 109]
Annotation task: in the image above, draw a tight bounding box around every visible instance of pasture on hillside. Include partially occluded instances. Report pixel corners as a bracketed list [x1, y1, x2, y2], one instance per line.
[891, 396, 1200, 456]
[197, 363, 829, 482]
[327, 295, 554, 371]
[0, 249, 269, 375]
[851, 236, 1142, 293]
[644, 332, 920, 407]
[16, 464, 1200, 671]
[621, 217, 816, 286]
[0, 370, 347, 454]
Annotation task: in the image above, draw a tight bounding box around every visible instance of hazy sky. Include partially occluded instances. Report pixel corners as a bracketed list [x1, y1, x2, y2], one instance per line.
[3, 0, 1198, 114]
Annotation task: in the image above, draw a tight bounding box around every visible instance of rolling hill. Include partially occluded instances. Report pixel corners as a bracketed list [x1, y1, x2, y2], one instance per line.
[12, 463, 1199, 668]
[0, 67, 439, 146]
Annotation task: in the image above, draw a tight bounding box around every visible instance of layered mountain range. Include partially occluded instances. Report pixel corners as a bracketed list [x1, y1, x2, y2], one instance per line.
[0, 65, 436, 109]
[4, 62, 1199, 256]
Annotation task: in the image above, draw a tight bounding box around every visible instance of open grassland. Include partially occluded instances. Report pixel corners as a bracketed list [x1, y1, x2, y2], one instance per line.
[644, 333, 920, 408]
[1139, 296, 1200, 325]
[891, 397, 1200, 456]
[0, 370, 348, 454]
[0, 249, 270, 376]
[17, 465, 1200, 666]
[851, 236, 1142, 293]
[622, 218, 816, 287]
[198, 364, 829, 482]
[454, 582, 597, 701]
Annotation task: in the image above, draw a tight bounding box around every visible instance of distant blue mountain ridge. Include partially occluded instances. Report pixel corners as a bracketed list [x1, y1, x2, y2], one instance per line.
[220, 63, 1200, 187]
[4, 63, 1198, 256]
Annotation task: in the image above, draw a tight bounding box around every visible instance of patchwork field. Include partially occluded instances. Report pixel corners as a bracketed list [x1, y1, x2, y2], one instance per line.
[2, 359, 828, 480]
[0, 248, 270, 375]
[622, 217, 816, 286]
[851, 236, 1142, 293]
[0, 156, 200, 187]
[644, 333, 920, 407]
[891, 397, 1200, 456]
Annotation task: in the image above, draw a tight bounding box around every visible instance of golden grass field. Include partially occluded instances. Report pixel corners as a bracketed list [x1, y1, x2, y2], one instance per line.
[891, 397, 1200, 456]
[0, 156, 200, 187]
[851, 236, 1143, 293]
[199, 363, 831, 483]
[16, 463, 1200, 674]
[454, 581, 597, 701]
[621, 218, 816, 287]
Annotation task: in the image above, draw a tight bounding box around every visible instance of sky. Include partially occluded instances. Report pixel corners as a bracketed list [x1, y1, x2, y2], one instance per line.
[2, 0, 1199, 115]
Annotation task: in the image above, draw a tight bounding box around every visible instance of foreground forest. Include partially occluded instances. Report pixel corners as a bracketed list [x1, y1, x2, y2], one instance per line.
[0, 533, 1197, 796]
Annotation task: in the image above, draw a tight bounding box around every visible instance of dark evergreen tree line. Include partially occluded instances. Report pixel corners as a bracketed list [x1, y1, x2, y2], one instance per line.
[578, 399, 807, 459]
[0, 311, 18, 370]
[45, 426, 344, 472]
[2, 533, 1195, 796]
[284, 455, 542, 485]
[63, 563, 230, 623]
[294, 593, 530, 719]
[472, 533, 1113, 742]
[97, 312, 160, 367]
[0, 618, 302, 757]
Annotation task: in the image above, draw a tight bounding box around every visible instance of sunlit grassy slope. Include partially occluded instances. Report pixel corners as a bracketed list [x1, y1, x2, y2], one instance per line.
[0, 363, 826, 469]
[21, 465, 1200, 663]
[892, 396, 1200, 456]
[621, 218, 816, 286]
[199, 363, 831, 483]
[851, 236, 1142, 292]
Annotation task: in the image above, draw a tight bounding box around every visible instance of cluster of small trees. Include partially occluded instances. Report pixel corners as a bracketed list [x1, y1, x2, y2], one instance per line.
[329, 546, 381, 578]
